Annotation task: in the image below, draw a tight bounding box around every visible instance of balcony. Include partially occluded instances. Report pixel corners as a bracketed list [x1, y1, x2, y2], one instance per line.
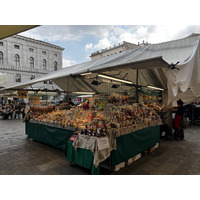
[0, 64, 52, 74]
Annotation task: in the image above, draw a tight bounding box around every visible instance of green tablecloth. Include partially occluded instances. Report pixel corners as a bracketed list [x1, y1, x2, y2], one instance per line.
[66, 125, 160, 175]
[110, 125, 160, 166]
[25, 121, 74, 151]
[65, 141, 100, 175]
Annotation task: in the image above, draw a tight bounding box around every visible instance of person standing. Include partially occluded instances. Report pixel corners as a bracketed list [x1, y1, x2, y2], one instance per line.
[69, 98, 75, 106]
[170, 99, 185, 140]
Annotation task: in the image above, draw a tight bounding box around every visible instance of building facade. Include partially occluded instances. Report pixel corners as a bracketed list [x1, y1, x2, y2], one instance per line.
[90, 41, 150, 61]
[0, 34, 64, 91]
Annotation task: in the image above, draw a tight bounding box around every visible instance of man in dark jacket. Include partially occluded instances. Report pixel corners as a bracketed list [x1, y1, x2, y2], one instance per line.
[171, 99, 185, 140]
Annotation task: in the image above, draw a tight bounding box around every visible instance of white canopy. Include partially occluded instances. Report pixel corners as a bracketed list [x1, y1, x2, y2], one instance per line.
[3, 34, 200, 105]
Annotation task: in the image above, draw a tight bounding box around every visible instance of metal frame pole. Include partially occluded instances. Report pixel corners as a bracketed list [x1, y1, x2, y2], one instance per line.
[67, 77, 70, 109]
[136, 69, 139, 103]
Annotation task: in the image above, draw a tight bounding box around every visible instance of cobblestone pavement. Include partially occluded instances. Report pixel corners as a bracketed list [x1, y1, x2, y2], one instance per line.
[1, 119, 200, 175]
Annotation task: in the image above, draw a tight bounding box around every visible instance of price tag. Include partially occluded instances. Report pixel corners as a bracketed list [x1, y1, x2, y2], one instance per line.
[69, 134, 78, 142]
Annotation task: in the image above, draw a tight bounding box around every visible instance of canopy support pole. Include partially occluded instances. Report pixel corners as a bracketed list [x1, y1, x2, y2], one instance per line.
[46, 90, 47, 105]
[136, 69, 139, 103]
[67, 77, 70, 109]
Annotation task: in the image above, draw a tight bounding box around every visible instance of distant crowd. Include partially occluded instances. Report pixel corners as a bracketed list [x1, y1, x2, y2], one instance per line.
[0, 99, 26, 120]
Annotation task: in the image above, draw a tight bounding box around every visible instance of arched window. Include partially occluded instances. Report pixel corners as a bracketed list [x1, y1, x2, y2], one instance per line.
[43, 59, 47, 70]
[30, 57, 34, 68]
[15, 54, 20, 66]
[0, 51, 3, 64]
[54, 61, 57, 71]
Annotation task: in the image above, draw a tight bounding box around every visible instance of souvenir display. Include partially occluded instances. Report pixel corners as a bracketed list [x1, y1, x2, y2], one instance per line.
[30, 96, 163, 137]
[30, 105, 54, 118]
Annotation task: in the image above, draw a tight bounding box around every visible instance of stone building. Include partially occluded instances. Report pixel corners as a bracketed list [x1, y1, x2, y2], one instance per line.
[0, 34, 64, 102]
[90, 41, 149, 61]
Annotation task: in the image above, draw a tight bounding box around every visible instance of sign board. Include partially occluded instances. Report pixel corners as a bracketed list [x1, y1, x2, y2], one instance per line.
[29, 96, 40, 106]
[17, 91, 28, 99]
[97, 137, 109, 151]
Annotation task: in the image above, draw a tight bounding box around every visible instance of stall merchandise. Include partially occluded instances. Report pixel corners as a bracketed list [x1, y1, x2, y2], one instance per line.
[31, 103, 163, 137]
[30, 105, 55, 118]
[29, 103, 69, 119]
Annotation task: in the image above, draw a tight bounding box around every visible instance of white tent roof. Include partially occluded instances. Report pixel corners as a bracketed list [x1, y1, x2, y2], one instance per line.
[3, 34, 200, 105]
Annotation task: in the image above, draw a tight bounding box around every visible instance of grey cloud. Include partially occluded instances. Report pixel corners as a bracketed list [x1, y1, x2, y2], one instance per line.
[172, 25, 200, 40]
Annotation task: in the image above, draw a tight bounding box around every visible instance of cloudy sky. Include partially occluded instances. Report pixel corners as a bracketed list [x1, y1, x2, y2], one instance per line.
[18, 25, 200, 67]
[2, 0, 200, 70]
[19, 25, 200, 68]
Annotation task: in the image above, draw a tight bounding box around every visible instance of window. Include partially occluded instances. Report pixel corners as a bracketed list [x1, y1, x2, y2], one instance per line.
[30, 57, 34, 68]
[0, 42, 3, 46]
[16, 74, 21, 82]
[42, 51, 46, 55]
[54, 53, 57, 57]
[14, 45, 20, 49]
[49, 80, 53, 84]
[14, 54, 20, 66]
[42, 59, 47, 70]
[30, 75, 35, 80]
[44, 81, 47, 84]
[29, 48, 34, 52]
[54, 61, 57, 71]
[0, 51, 3, 64]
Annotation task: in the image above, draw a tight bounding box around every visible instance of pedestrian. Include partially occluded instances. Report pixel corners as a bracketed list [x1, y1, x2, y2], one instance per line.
[69, 98, 75, 106]
[170, 99, 185, 140]
[5, 104, 13, 119]
[19, 100, 26, 119]
[15, 102, 21, 119]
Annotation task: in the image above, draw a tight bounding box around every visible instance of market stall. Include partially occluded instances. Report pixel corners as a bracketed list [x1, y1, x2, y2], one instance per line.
[26, 95, 163, 174]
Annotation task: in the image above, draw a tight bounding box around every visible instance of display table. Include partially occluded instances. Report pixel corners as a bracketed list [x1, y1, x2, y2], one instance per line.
[65, 141, 100, 175]
[25, 121, 74, 151]
[110, 125, 160, 166]
[65, 125, 160, 175]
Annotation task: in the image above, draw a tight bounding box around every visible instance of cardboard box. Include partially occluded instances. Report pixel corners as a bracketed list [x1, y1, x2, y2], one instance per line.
[114, 162, 125, 171]
[126, 158, 134, 165]
[133, 153, 141, 161]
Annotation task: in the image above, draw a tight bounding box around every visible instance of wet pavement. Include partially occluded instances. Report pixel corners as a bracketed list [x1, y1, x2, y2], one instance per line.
[1, 119, 200, 175]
